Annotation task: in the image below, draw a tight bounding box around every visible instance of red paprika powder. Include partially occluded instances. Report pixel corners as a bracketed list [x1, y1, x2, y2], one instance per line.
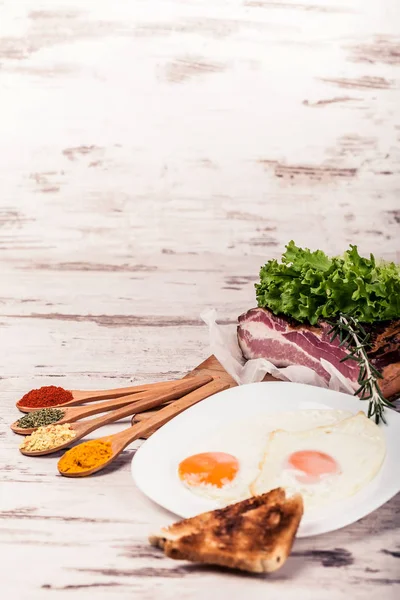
[18, 386, 73, 408]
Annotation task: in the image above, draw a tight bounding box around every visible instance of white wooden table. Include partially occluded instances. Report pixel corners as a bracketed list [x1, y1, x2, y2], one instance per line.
[1, 1, 399, 597]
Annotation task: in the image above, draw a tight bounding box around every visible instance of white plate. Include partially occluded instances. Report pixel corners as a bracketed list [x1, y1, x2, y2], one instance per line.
[131, 382, 400, 537]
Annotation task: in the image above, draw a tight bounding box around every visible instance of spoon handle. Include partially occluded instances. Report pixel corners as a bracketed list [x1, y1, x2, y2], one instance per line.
[75, 372, 212, 436]
[69, 379, 182, 402]
[113, 378, 231, 451]
[67, 389, 174, 419]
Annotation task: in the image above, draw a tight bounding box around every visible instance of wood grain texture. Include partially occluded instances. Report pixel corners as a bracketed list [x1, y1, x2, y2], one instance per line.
[0, 0, 399, 598]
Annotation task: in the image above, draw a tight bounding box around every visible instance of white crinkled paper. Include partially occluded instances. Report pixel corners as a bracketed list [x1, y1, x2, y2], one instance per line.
[201, 309, 356, 395]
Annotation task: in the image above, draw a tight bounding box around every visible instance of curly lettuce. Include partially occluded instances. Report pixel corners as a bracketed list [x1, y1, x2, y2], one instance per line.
[255, 241, 400, 324]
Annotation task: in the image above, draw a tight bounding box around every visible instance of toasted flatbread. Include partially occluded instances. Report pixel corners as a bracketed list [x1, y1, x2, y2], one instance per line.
[149, 488, 303, 573]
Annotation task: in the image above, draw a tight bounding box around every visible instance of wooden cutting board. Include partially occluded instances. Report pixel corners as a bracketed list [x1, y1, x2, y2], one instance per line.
[186, 354, 277, 386]
[131, 354, 277, 438]
[184, 354, 237, 386]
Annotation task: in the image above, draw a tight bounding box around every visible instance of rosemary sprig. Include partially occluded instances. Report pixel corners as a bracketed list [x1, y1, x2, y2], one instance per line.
[328, 314, 393, 424]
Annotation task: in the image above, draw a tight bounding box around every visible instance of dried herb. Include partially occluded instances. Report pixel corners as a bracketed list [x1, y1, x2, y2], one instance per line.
[17, 408, 65, 429]
[328, 314, 393, 424]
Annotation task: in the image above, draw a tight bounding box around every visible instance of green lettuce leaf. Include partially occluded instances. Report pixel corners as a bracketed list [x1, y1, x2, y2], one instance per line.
[255, 242, 400, 324]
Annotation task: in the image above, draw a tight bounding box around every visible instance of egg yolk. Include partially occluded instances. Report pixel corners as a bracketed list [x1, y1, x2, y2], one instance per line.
[178, 452, 239, 488]
[288, 450, 339, 483]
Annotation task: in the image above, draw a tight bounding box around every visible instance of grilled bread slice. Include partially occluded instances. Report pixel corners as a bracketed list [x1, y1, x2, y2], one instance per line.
[149, 488, 303, 573]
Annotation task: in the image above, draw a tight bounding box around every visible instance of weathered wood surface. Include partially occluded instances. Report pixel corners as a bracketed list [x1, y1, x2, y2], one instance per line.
[1, 0, 399, 597]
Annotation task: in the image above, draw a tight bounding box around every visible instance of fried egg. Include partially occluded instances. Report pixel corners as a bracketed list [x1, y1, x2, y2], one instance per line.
[178, 409, 353, 504]
[251, 412, 386, 513]
[179, 452, 239, 488]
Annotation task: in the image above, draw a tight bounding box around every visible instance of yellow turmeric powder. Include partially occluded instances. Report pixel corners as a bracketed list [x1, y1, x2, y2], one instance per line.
[58, 439, 112, 473]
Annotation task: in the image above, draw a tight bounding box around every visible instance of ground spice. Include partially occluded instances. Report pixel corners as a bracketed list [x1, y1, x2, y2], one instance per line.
[20, 423, 76, 452]
[17, 408, 65, 429]
[58, 440, 113, 473]
[18, 386, 73, 408]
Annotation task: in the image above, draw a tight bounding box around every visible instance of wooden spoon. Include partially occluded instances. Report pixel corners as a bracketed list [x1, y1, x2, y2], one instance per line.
[58, 377, 230, 477]
[130, 410, 173, 439]
[19, 373, 212, 457]
[12, 389, 176, 435]
[16, 379, 180, 413]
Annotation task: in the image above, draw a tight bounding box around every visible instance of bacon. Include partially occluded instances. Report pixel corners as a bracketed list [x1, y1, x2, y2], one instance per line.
[237, 308, 400, 399]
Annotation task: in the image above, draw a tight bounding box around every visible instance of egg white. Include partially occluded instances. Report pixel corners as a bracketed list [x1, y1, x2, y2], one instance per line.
[250, 412, 386, 513]
[180, 409, 353, 504]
